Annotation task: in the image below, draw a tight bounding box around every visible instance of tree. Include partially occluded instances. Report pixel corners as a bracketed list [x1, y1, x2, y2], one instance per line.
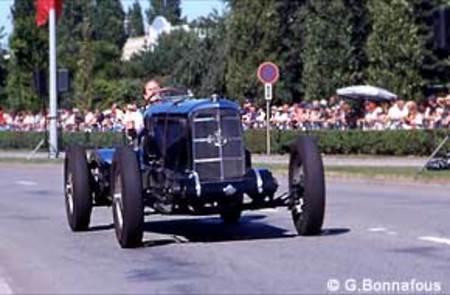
[193, 12, 230, 97]
[126, 29, 196, 81]
[225, 0, 280, 103]
[73, 0, 95, 110]
[366, 0, 425, 99]
[0, 26, 8, 106]
[225, 0, 308, 103]
[301, 0, 354, 100]
[93, 0, 127, 49]
[345, 0, 370, 85]
[146, 0, 183, 25]
[271, 0, 307, 102]
[6, 0, 48, 111]
[411, 0, 450, 87]
[128, 0, 145, 37]
[57, 0, 84, 87]
[58, 0, 128, 109]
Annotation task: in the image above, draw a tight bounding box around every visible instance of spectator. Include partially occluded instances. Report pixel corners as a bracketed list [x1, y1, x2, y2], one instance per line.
[3, 92, 450, 132]
[386, 99, 408, 129]
[0, 106, 6, 128]
[124, 103, 144, 136]
[360, 101, 384, 130]
[404, 101, 424, 129]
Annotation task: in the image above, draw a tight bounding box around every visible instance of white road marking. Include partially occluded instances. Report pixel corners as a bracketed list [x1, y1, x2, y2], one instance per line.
[15, 180, 37, 186]
[367, 227, 387, 232]
[0, 277, 13, 294]
[418, 236, 450, 247]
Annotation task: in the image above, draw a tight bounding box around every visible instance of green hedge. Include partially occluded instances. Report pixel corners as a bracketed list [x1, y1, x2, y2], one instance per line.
[244, 129, 449, 156]
[0, 131, 125, 151]
[0, 129, 449, 156]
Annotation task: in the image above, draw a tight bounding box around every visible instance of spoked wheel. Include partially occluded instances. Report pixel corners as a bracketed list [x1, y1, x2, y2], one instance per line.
[288, 136, 325, 235]
[64, 146, 93, 231]
[111, 147, 144, 248]
[220, 195, 243, 224]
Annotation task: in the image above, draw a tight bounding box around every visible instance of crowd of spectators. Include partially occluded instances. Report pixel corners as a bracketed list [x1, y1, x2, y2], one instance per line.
[1, 95, 450, 133]
[242, 95, 450, 131]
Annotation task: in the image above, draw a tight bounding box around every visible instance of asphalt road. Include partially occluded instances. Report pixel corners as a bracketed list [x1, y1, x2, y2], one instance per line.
[1, 163, 450, 294]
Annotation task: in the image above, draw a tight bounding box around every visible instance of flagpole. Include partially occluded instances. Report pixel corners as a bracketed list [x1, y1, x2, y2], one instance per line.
[48, 7, 58, 158]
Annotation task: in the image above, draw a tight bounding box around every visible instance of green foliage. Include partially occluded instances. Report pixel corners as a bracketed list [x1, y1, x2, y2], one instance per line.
[0, 27, 7, 105]
[0, 131, 125, 150]
[126, 29, 197, 82]
[1, 129, 448, 156]
[126, 11, 230, 98]
[345, 0, 370, 84]
[271, 1, 307, 102]
[73, 0, 95, 110]
[243, 129, 450, 156]
[128, 0, 145, 37]
[93, 0, 127, 49]
[146, 0, 183, 25]
[6, 0, 48, 111]
[411, 0, 450, 86]
[301, 0, 354, 101]
[92, 78, 143, 109]
[225, 0, 309, 103]
[365, 0, 425, 100]
[192, 12, 229, 97]
[57, 0, 84, 80]
[225, 0, 280, 103]
[58, 0, 127, 110]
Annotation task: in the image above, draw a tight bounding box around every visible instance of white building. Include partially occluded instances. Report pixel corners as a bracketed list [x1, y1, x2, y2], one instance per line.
[122, 16, 190, 61]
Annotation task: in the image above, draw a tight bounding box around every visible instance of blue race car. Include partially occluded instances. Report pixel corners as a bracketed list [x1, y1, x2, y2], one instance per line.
[64, 95, 326, 248]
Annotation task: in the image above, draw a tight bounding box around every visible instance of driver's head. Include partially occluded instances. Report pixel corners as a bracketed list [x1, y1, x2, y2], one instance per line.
[144, 80, 161, 102]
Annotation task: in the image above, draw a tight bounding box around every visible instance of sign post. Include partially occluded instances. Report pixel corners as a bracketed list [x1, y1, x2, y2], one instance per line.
[257, 62, 279, 155]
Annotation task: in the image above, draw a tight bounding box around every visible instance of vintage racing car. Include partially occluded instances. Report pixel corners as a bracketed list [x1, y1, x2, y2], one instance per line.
[64, 95, 326, 248]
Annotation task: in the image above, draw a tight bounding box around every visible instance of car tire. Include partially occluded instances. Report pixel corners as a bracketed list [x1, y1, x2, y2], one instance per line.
[245, 149, 252, 170]
[64, 146, 93, 231]
[220, 195, 243, 224]
[289, 136, 325, 235]
[111, 147, 144, 248]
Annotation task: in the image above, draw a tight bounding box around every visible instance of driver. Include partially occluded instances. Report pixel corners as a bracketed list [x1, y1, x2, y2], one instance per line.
[143, 80, 162, 107]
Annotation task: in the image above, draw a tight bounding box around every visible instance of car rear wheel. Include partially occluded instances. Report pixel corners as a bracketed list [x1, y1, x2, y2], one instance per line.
[289, 136, 325, 235]
[111, 147, 143, 248]
[64, 146, 93, 231]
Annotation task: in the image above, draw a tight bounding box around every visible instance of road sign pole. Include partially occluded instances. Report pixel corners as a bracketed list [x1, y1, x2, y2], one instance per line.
[264, 83, 272, 155]
[266, 100, 270, 155]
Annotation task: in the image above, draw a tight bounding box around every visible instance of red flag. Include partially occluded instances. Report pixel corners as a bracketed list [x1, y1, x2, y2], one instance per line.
[36, 0, 63, 27]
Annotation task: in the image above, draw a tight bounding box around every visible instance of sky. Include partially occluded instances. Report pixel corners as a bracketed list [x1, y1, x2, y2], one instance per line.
[0, 0, 225, 47]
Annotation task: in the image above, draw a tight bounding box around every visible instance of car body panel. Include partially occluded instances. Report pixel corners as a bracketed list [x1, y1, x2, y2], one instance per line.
[144, 98, 240, 118]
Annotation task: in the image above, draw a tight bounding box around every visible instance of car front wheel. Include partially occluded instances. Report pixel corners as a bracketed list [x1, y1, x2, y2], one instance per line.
[111, 147, 144, 248]
[288, 136, 325, 235]
[64, 146, 93, 231]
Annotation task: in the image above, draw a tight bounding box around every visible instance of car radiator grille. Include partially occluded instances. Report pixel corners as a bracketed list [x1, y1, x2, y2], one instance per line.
[192, 108, 245, 182]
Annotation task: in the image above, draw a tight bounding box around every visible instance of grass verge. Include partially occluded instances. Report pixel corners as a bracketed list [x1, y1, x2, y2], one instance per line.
[254, 163, 450, 184]
[0, 157, 64, 164]
[1, 158, 449, 184]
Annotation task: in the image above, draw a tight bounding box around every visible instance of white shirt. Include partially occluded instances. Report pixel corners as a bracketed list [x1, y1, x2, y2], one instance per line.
[124, 110, 144, 134]
[388, 105, 408, 121]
